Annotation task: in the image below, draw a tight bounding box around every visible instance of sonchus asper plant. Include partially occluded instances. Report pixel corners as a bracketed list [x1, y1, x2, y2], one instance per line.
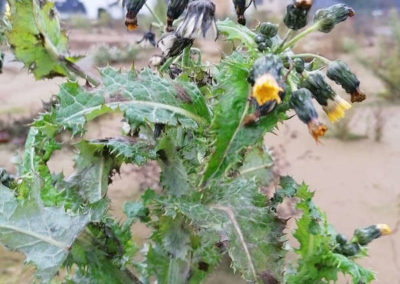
[0, 0, 391, 283]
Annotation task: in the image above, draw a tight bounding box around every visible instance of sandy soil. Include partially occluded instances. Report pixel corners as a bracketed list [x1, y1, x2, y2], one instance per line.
[0, 27, 399, 284]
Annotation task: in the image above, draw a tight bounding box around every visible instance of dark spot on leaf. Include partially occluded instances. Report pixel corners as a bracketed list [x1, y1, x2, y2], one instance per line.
[198, 261, 209, 272]
[174, 85, 192, 103]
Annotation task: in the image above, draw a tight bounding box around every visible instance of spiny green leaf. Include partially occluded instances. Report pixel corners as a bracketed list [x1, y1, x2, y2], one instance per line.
[239, 145, 274, 186]
[202, 52, 251, 183]
[0, 184, 92, 282]
[216, 18, 257, 52]
[287, 184, 375, 284]
[68, 141, 118, 204]
[7, 0, 71, 79]
[161, 177, 287, 283]
[88, 137, 157, 166]
[157, 130, 191, 197]
[55, 68, 210, 135]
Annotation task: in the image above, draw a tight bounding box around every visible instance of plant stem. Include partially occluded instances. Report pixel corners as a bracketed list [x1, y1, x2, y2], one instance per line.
[290, 53, 332, 65]
[276, 29, 295, 53]
[280, 22, 321, 52]
[159, 57, 174, 73]
[65, 60, 100, 87]
[182, 46, 191, 68]
[144, 3, 164, 29]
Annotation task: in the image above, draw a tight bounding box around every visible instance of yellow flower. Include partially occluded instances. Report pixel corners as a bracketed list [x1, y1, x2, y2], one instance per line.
[307, 118, 327, 142]
[252, 74, 283, 106]
[323, 95, 351, 123]
[377, 224, 391, 236]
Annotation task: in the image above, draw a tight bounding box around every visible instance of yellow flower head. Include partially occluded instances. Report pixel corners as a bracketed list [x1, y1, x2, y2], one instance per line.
[252, 74, 283, 106]
[307, 118, 327, 142]
[377, 224, 391, 236]
[323, 95, 351, 123]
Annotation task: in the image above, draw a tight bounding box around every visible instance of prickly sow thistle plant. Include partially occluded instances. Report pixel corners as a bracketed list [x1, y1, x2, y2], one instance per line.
[0, 0, 391, 283]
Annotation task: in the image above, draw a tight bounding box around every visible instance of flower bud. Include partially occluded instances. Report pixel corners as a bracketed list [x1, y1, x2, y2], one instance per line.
[290, 89, 327, 141]
[294, 58, 305, 74]
[254, 33, 267, 44]
[158, 33, 193, 58]
[248, 55, 285, 106]
[313, 4, 355, 33]
[340, 243, 360, 257]
[335, 233, 347, 245]
[302, 71, 351, 123]
[124, 0, 147, 31]
[259, 22, 278, 38]
[327, 60, 366, 103]
[233, 0, 252, 25]
[166, 0, 189, 31]
[354, 224, 391, 246]
[284, 0, 312, 30]
[176, 0, 218, 40]
[257, 39, 272, 52]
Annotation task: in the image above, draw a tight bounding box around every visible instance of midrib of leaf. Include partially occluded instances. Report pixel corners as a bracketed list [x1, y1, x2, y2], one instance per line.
[59, 100, 208, 126]
[202, 100, 250, 183]
[97, 156, 104, 200]
[0, 224, 69, 250]
[239, 163, 273, 175]
[211, 205, 257, 281]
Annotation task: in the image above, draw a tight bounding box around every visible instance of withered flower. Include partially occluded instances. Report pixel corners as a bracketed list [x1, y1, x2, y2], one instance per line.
[290, 88, 327, 142]
[233, 0, 252, 25]
[175, 0, 218, 40]
[166, 0, 190, 31]
[327, 60, 366, 103]
[123, 0, 147, 31]
[137, 28, 156, 47]
[313, 4, 355, 33]
[158, 33, 193, 58]
[302, 71, 351, 123]
[284, 0, 313, 30]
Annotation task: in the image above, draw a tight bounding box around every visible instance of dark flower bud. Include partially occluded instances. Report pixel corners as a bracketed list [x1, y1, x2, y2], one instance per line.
[302, 71, 351, 122]
[354, 224, 391, 246]
[290, 88, 327, 142]
[335, 233, 347, 245]
[257, 39, 272, 52]
[158, 33, 193, 58]
[284, 0, 312, 30]
[259, 22, 278, 38]
[254, 33, 267, 44]
[340, 243, 360, 257]
[327, 60, 366, 103]
[248, 55, 285, 106]
[313, 4, 355, 33]
[124, 0, 147, 31]
[233, 0, 252, 25]
[166, 0, 189, 31]
[176, 0, 218, 40]
[294, 58, 305, 73]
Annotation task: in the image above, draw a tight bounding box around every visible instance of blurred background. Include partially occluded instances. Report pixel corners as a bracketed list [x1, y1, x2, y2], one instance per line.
[0, 0, 400, 283]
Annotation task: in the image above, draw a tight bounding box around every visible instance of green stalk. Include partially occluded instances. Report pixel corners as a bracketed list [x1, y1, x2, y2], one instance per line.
[144, 3, 164, 29]
[280, 22, 321, 52]
[290, 53, 332, 65]
[159, 57, 174, 73]
[182, 46, 191, 68]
